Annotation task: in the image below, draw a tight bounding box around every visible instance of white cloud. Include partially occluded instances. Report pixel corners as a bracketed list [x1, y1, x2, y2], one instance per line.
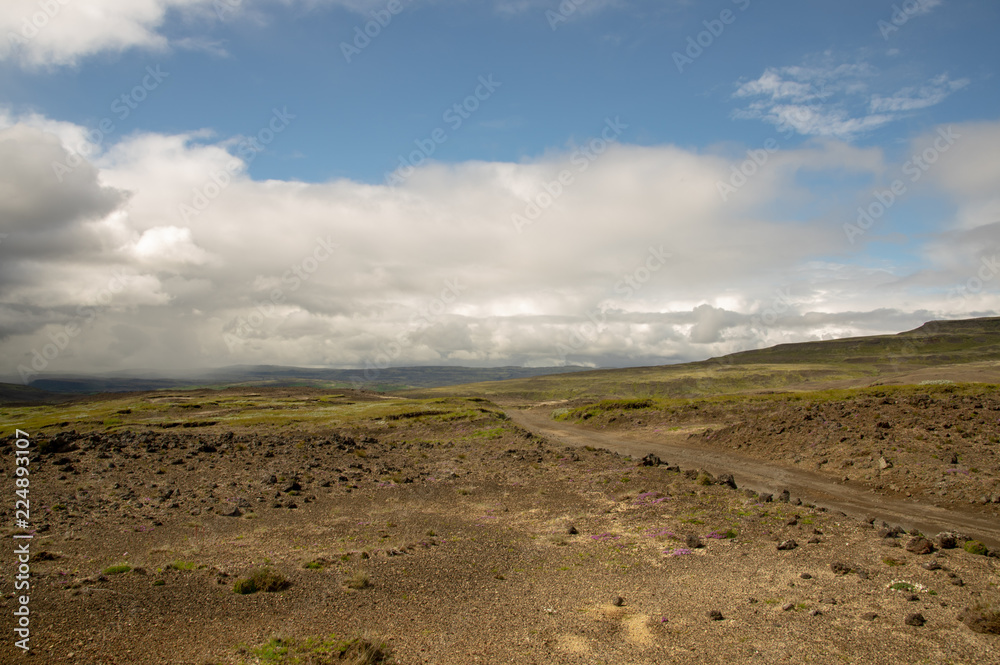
[733, 57, 969, 139]
[0, 0, 620, 68]
[0, 114, 996, 377]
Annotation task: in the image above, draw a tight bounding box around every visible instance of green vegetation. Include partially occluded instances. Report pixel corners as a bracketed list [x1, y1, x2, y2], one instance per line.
[240, 634, 392, 665]
[233, 568, 291, 595]
[168, 560, 198, 571]
[964, 540, 989, 556]
[103, 564, 131, 575]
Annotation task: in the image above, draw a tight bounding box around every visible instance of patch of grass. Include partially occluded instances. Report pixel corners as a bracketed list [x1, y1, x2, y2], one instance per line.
[343, 571, 371, 590]
[168, 560, 198, 571]
[103, 564, 131, 575]
[243, 634, 392, 665]
[883, 557, 906, 567]
[153, 579, 165, 586]
[233, 568, 291, 595]
[889, 581, 918, 592]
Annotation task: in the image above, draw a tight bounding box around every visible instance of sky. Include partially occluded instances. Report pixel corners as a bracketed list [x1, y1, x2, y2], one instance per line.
[0, 0, 998, 382]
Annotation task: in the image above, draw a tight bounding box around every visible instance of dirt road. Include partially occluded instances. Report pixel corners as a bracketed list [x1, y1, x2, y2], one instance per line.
[506, 407, 1000, 548]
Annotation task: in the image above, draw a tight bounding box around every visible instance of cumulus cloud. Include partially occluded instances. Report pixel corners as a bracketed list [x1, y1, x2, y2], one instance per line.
[0, 114, 997, 378]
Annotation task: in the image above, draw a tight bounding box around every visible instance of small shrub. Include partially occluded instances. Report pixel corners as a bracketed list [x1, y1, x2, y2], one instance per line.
[344, 571, 371, 590]
[103, 564, 131, 575]
[153, 580, 165, 586]
[883, 557, 906, 567]
[234, 568, 291, 595]
[964, 540, 989, 556]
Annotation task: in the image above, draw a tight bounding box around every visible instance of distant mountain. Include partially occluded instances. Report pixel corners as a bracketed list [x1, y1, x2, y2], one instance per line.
[16, 364, 593, 395]
[429, 316, 1000, 401]
[713, 316, 1000, 367]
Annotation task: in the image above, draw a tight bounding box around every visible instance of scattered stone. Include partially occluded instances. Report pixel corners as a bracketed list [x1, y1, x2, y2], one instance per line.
[878, 456, 892, 470]
[861, 612, 878, 621]
[777, 540, 798, 551]
[799, 573, 812, 579]
[640, 454, 661, 467]
[922, 561, 942, 571]
[778, 490, 790, 503]
[936, 532, 957, 550]
[949, 452, 959, 465]
[856, 570, 870, 580]
[782, 602, 794, 612]
[905, 537, 936, 555]
[612, 596, 625, 607]
[567, 525, 579, 535]
[759, 493, 773, 503]
[785, 516, 798, 526]
[831, 562, 852, 575]
[904, 612, 926, 627]
[905, 594, 919, 602]
[820, 598, 837, 605]
[686, 534, 704, 549]
[809, 609, 822, 617]
[707, 610, 724, 621]
[221, 506, 242, 517]
[808, 537, 821, 544]
[717, 473, 737, 490]
[950, 578, 965, 587]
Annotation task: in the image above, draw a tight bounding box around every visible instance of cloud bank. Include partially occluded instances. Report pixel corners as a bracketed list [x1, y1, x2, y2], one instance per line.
[1, 112, 997, 379]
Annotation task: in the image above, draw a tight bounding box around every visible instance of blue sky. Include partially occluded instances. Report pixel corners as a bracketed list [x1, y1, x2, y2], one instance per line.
[0, 0, 998, 379]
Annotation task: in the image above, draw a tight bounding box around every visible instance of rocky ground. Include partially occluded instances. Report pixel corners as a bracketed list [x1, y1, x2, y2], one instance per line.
[553, 384, 1000, 512]
[1, 387, 998, 664]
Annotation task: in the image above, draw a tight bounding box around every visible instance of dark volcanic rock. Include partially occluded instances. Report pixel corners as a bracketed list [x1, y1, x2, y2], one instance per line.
[935, 532, 958, 550]
[905, 537, 936, 555]
[640, 454, 661, 467]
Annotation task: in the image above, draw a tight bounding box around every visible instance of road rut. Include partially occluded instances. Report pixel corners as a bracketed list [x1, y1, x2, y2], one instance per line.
[506, 407, 1000, 548]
